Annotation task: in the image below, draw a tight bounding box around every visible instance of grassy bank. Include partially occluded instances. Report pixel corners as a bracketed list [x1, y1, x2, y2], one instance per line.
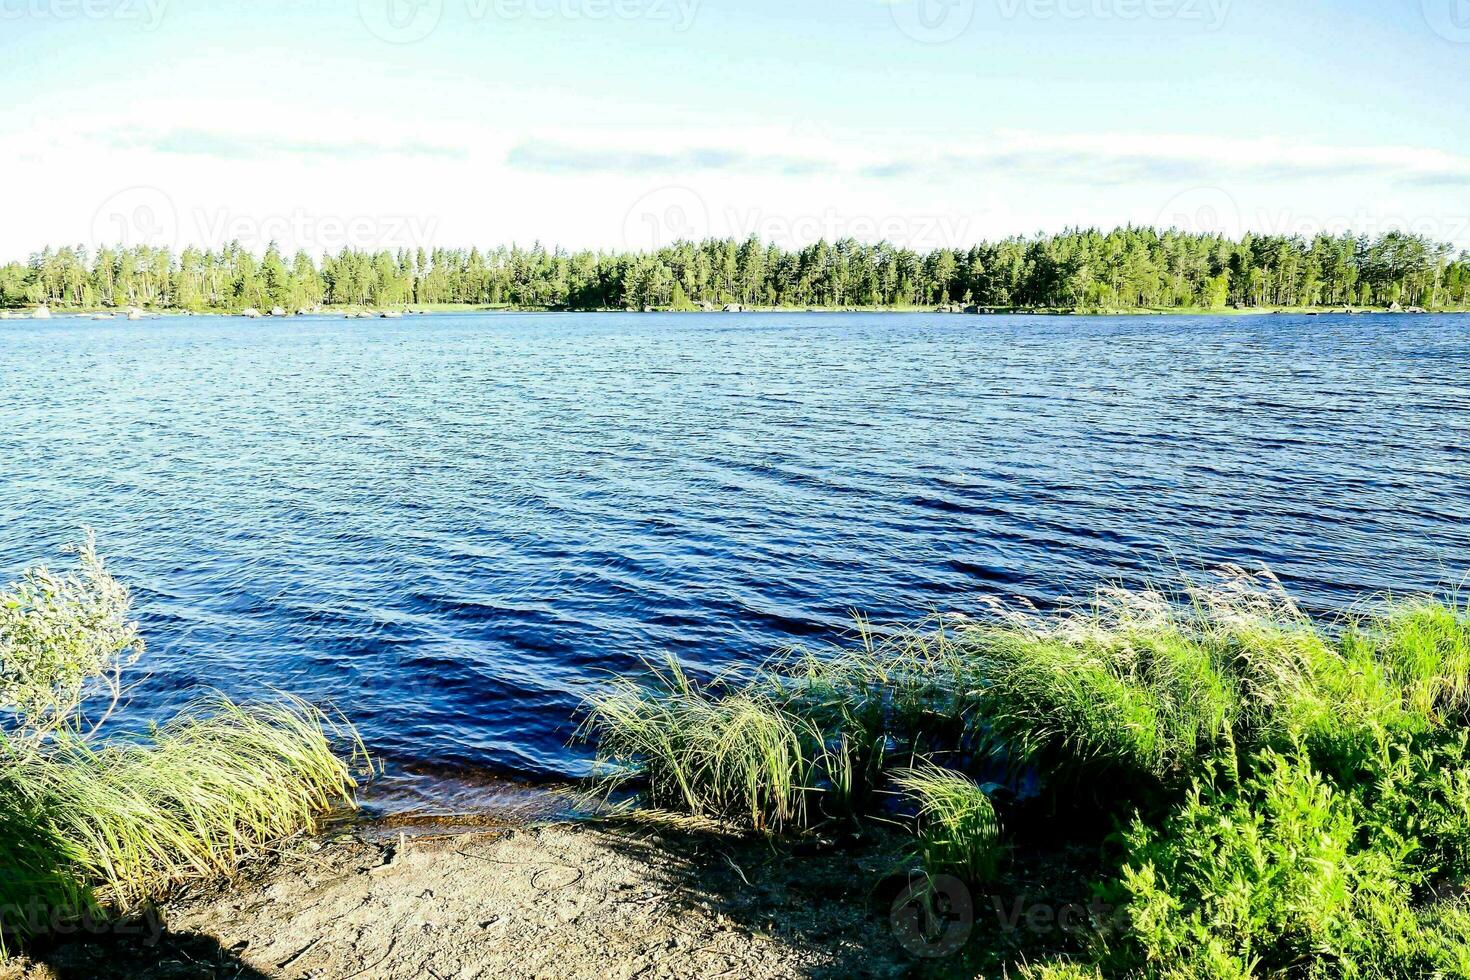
[585, 569, 1470, 978]
[0, 536, 362, 961]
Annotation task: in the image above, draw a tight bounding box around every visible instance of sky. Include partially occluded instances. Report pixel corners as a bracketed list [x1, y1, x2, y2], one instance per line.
[2, 0, 1469, 257]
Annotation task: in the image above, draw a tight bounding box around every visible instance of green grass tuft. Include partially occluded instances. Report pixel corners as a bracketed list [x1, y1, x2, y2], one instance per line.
[5, 697, 361, 910]
[581, 658, 821, 832]
[891, 763, 1002, 883]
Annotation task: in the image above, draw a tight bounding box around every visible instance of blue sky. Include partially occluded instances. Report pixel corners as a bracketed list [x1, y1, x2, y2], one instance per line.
[3, 0, 1469, 256]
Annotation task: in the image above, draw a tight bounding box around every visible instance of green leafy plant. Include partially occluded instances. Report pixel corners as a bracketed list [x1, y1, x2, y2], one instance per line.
[0, 532, 142, 735]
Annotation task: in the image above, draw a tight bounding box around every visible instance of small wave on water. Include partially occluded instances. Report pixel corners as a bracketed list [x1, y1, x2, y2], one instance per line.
[2, 311, 1468, 799]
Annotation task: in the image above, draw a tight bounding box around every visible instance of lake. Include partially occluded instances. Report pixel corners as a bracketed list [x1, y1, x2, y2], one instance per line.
[2, 311, 1467, 793]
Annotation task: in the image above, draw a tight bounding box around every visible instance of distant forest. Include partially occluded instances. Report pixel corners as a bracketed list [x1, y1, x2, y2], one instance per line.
[5, 227, 1468, 312]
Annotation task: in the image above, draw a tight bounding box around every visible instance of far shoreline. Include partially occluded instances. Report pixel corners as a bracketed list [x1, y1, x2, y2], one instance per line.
[4, 302, 1466, 320]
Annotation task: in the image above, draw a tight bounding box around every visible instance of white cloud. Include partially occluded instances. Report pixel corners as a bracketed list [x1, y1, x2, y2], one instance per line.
[4, 112, 1469, 257]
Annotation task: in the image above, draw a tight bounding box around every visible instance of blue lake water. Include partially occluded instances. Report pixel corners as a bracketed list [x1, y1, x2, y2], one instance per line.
[2, 312, 1468, 789]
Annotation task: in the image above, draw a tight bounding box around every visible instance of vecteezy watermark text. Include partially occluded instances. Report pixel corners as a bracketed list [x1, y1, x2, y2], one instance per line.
[728, 208, 973, 251]
[889, 0, 1229, 44]
[194, 209, 440, 252]
[889, 875, 1129, 960]
[0, 0, 166, 27]
[0, 892, 164, 948]
[621, 186, 974, 252]
[0, 0, 166, 25]
[91, 187, 441, 252]
[358, 0, 698, 43]
[996, 0, 1229, 26]
[1156, 186, 1470, 246]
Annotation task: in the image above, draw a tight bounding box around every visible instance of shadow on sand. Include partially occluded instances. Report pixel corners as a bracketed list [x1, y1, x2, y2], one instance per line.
[23, 928, 272, 979]
[571, 819, 926, 979]
[16, 819, 965, 979]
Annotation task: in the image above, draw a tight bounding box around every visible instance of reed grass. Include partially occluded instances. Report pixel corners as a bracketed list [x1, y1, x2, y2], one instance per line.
[582, 658, 821, 832]
[0, 537, 364, 959]
[583, 567, 1470, 978]
[5, 697, 361, 909]
[891, 763, 1002, 883]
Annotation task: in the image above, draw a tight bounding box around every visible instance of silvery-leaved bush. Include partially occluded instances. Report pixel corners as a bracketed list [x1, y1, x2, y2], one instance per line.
[0, 533, 143, 736]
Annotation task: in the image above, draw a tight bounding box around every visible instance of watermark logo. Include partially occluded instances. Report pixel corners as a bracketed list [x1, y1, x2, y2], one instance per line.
[623, 186, 711, 251]
[358, 0, 444, 43]
[1155, 186, 1244, 239]
[888, 0, 975, 43]
[0, 0, 168, 29]
[890, 875, 974, 958]
[1423, 0, 1470, 42]
[91, 186, 180, 250]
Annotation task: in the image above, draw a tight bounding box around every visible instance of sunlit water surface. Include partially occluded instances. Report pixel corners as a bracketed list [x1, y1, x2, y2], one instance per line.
[2, 312, 1467, 792]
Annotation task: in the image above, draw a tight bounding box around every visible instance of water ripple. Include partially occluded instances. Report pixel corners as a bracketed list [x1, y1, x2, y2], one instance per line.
[1, 311, 1468, 782]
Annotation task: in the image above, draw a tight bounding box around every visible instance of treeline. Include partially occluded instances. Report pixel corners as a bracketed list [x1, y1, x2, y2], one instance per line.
[5, 227, 1469, 312]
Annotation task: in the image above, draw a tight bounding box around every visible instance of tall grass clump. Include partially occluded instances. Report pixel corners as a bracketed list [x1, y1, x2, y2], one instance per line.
[891, 764, 1002, 883]
[10, 697, 360, 909]
[1347, 595, 1470, 722]
[954, 589, 1241, 791]
[582, 658, 822, 832]
[582, 566, 1470, 978]
[0, 535, 363, 959]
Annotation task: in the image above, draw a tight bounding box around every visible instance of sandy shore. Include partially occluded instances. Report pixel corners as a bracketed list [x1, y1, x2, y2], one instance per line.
[8, 818, 920, 979]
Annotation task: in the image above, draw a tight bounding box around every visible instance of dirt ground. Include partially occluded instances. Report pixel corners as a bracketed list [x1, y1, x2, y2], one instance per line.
[7, 818, 929, 979]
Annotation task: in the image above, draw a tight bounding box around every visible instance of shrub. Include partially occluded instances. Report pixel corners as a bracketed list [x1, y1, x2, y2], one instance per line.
[0, 532, 142, 733]
[1116, 750, 1414, 978]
